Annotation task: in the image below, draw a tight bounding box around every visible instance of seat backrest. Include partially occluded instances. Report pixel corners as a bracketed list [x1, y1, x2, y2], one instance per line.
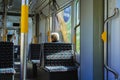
[29, 44, 41, 60]
[14, 45, 20, 60]
[0, 42, 14, 68]
[41, 43, 74, 67]
[14, 45, 20, 54]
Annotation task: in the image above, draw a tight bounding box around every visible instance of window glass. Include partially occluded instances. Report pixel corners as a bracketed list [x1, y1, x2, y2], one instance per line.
[76, 26, 80, 53]
[57, 6, 71, 43]
[77, 1, 80, 24]
[76, 1, 80, 53]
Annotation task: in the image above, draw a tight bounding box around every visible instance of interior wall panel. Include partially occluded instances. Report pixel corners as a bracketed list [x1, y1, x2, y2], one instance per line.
[108, 0, 120, 80]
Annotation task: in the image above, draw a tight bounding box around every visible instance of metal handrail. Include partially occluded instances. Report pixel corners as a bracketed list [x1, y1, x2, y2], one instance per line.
[74, 22, 80, 51]
[74, 22, 80, 30]
[104, 8, 119, 80]
[73, 22, 80, 67]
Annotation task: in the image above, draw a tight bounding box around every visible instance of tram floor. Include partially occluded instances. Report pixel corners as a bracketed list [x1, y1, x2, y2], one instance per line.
[14, 62, 39, 80]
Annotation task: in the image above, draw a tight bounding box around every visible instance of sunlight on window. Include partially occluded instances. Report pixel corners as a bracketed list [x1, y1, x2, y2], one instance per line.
[57, 6, 71, 43]
[76, 1, 80, 53]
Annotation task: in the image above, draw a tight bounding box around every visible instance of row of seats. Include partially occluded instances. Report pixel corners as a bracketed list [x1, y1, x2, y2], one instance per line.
[41, 43, 74, 66]
[28, 43, 79, 80]
[0, 42, 79, 80]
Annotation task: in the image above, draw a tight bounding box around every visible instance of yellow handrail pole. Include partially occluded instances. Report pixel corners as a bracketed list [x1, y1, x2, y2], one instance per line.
[47, 31, 51, 42]
[74, 22, 80, 51]
[48, 0, 51, 42]
[2, 4, 7, 42]
[73, 31, 76, 51]
[20, 0, 29, 80]
[3, 29, 7, 41]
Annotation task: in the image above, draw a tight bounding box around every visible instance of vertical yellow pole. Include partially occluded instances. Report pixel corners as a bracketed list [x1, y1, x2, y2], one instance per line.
[48, 1, 51, 42]
[47, 31, 51, 42]
[2, 5, 7, 42]
[3, 29, 7, 41]
[74, 22, 80, 51]
[21, 5, 28, 33]
[20, 0, 29, 80]
[73, 32, 76, 51]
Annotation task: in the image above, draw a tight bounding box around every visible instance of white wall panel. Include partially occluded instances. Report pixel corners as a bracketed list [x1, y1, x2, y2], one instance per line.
[39, 16, 46, 43]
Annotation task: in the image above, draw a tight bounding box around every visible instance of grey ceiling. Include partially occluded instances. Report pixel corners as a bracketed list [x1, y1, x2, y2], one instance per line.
[0, 0, 21, 13]
[0, 0, 73, 15]
[30, 0, 73, 16]
[8, 0, 21, 12]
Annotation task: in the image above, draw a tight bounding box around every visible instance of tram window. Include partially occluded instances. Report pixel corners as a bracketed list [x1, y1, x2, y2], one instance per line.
[75, 0, 80, 53]
[76, 27, 80, 52]
[57, 6, 71, 43]
[76, 1, 80, 24]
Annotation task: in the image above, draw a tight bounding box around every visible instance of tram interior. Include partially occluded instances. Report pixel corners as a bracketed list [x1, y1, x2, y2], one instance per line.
[0, 0, 120, 80]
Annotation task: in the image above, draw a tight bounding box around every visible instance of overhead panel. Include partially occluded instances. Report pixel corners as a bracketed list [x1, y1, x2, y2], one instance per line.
[41, 0, 73, 16]
[42, 5, 51, 16]
[56, 0, 73, 8]
[8, 0, 21, 12]
[29, 0, 73, 16]
[29, 0, 38, 12]
[0, 0, 2, 3]
[0, 0, 3, 12]
[35, 0, 45, 9]
[0, 0, 73, 16]
[36, 0, 49, 13]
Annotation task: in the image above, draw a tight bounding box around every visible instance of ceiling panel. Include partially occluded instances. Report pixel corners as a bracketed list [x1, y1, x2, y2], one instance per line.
[8, 0, 21, 12]
[42, 5, 51, 16]
[0, 0, 3, 12]
[0, 0, 2, 2]
[0, 0, 73, 16]
[30, 0, 73, 15]
[56, 0, 73, 8]
[41, 0, 73, 16]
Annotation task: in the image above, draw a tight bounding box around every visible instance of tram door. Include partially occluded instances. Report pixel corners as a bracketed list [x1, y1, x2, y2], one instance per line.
[104, 0, 120, 80]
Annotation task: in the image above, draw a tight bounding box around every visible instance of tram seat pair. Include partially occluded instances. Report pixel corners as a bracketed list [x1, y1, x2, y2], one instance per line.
[0, 42, 16, 80]
[28, 43, 79, 80]
[39, 43, 79, 80]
